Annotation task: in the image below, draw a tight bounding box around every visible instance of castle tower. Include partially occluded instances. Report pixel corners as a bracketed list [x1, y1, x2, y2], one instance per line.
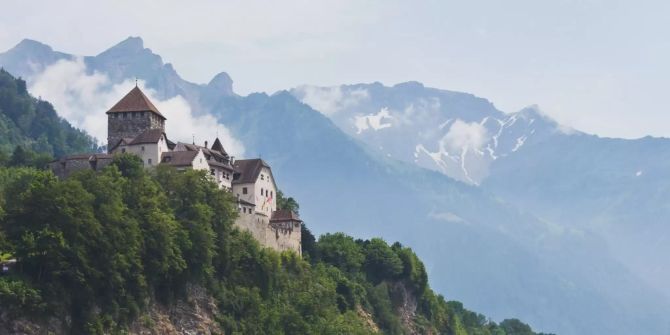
[106, 86, 166, 152]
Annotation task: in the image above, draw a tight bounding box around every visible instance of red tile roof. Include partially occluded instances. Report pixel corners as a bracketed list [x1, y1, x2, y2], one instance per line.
[107, 86, 165, 119]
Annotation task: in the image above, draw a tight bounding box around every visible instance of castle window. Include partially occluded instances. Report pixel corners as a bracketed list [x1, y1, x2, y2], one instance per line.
[243, 187, 248, 194]
[243, 207, 246, 213]
[141, 146, 145, 151]
[121, 148, 126, 153]
[210, 169, 215, 176]
[140, 112, 145, 117]
[261, 174, 264, 180]
[148, 158, 152, 165]
[271, 191, 273, 198]
[261, 188, 264, 195]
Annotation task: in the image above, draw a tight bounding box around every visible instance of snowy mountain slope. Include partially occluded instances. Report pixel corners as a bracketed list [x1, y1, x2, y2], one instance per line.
[2, 37, 669, 335]
[292, 83, 571, 184]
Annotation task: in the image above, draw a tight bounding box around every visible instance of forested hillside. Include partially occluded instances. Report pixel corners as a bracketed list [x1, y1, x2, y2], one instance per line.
[0, 69, 97, 157]
[0, 155, 547, 335]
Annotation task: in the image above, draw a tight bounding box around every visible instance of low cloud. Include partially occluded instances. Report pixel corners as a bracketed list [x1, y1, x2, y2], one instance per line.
[28, 58, 244, 156]
[354, 107, 394, 134]
[295, 85, 368, 116]
[443, 119, 489, 151]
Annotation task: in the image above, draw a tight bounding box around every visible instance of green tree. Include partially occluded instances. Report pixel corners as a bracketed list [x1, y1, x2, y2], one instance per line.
[362, 238, 403, 284]
[317, 233, 365, 274]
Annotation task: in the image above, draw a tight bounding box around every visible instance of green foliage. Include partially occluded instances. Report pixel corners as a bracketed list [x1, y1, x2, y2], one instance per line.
[0, 165, 545, 335]
[276, 190, 300, 214]
[317, 233, 365, 274]
[362, 238, 404, 285]
[0, 69, 98, 156]
[0, 277, 45, 314]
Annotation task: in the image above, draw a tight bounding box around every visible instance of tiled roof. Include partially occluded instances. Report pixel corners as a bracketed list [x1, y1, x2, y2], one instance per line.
[270, 209, 302, 222]
[129, 129, 165, 145]
[233, 159, 271, 184]
[107, 86, 165, 119]
[160, 151, 198, 167]
[210, 138, 227, 155]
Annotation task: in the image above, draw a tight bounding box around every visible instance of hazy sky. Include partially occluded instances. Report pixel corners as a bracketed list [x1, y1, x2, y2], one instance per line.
[1, 0, 669, 138]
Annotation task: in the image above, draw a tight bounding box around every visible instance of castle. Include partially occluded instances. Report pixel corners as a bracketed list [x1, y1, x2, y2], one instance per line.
[48, 86, 302, 254]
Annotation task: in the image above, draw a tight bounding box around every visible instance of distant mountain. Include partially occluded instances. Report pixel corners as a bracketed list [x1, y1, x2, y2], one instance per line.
[0, 37, 234, 116]
[291, 82, 670, 300]
[291, 83, 569, 185]
[2, 37, 669, 335]
[0, 69, 97, 156]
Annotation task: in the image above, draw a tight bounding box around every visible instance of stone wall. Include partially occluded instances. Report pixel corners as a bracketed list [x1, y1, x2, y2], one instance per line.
[107, 112, 164, 151]
[233, 214, 301, 255]
[48, 156, 113, 179]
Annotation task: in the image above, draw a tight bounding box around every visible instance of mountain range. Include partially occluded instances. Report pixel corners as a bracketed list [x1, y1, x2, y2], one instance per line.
[1, 37, 668, 335]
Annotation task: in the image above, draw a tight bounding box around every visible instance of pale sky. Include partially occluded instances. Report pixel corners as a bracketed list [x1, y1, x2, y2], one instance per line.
[1, 0, 669, 139]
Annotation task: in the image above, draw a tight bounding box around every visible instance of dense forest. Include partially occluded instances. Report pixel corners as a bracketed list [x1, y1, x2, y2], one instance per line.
[0, 69, 98, 157]
[0, 154, 549, 334]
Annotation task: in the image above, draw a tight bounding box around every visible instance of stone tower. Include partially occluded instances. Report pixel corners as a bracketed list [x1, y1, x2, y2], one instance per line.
[106, 86, 166, 152]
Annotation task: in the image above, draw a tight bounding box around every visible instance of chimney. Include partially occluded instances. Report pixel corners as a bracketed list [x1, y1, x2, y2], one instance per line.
[204, 140, 208, 148]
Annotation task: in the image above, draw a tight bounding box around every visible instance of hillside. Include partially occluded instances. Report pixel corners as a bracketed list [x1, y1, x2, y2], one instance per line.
[2, 37, 669, 334]
[0, 69, 98, 156]
[0, 156, 546, 335]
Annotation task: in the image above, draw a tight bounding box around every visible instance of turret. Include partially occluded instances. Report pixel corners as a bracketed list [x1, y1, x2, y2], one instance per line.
[106, 86, 166, 152]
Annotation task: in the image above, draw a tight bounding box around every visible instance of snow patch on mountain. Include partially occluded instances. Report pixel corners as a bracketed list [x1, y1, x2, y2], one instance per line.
[354, 107, 394, 134]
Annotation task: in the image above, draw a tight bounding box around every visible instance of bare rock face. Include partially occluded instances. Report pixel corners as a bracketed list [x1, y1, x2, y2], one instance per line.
[129, 285, 221, 335]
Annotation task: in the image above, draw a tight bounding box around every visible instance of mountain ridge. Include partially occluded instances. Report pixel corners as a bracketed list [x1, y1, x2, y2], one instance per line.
[2, 37, 668, 335]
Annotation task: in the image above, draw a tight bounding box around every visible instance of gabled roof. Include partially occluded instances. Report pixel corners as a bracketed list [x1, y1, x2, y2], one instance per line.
[160, 151, 198, 167]
[108, 137, 134, 152]
[233, 158, 272, 184]
[270, 209, 302, 222]
[129, 129, 166, 145]
[107, 86, 166, 119]
[174, 142, 232, 169]
[210, 138, 227, 155]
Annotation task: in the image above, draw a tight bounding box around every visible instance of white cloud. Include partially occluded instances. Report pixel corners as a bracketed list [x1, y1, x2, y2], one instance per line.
[442, 119, 489, 151]
[354, 107, 393, 134]
[296, 85, 368, 116]
[154, 95, 244, 156]
[28, 58, 244, 156]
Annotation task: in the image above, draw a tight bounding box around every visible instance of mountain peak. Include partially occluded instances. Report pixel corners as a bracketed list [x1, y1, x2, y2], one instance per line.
[206, 71, 234, 95]
[393, 81, 425, 90]
[516, 105, 553, 122]
[105, 36, 145, 54]
[13, 39, 54, 53]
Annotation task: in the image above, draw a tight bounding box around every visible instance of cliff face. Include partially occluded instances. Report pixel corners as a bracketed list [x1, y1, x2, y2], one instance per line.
[0, 286, 220, 335]
[0, 283, 439, 335]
